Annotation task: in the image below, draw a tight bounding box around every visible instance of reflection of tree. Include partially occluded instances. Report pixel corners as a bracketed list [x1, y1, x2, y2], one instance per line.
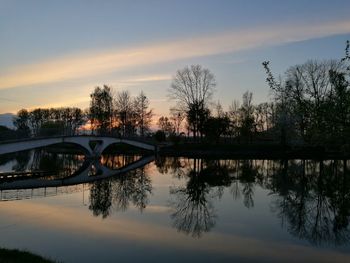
[170, 173, 215, 238]
[89, 180, 112, 218]
[88, 162, 152, 218]
[170, 159, 235, 238]
[239, 160, 259, 208]
[30, 149, 85, 178]
[112, 168, 152, 212]
[164, 157, 350, 244]
[0, 148, 84, 177]
[155, 156, 186, 178]
[12, 151, 31, 171]
[167, 158, 265, 237]
[131, 169, 152, 212]
[271, 160, 350, 245]
[101, 154, 141, 170]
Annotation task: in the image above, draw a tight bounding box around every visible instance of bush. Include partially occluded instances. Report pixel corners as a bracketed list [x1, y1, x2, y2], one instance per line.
[168, 133, 181, 144]
[154, 130, 166, 142]
[39, 121, 65, 136]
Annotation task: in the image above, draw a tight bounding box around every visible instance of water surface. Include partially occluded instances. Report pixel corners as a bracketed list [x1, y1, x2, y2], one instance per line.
[0, 149, 349, 262]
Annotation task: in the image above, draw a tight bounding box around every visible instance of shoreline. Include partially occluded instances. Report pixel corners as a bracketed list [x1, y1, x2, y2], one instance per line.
[157, 143, 350, 160]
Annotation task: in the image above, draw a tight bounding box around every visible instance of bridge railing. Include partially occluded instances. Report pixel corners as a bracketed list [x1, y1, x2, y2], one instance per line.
[0, 134, 156, 145]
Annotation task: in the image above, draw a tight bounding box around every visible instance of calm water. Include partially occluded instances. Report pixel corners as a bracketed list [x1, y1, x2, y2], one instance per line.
[0, 148, 350, 262]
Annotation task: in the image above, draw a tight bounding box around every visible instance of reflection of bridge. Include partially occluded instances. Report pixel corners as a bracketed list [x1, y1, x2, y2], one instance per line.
[0, 136, 155, 157]
[0, 155, 154, 192]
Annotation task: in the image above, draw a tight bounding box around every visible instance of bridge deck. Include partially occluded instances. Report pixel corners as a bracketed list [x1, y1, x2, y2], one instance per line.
[0, 135, 156, 156]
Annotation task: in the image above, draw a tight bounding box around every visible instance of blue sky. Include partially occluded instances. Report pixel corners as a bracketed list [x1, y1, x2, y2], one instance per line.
[0, 0, 349, 118]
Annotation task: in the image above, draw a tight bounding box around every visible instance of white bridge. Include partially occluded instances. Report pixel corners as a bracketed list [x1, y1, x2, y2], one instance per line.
[0, 136, 155, 157]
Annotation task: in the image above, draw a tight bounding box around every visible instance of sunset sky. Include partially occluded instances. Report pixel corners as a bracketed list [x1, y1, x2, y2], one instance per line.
[1, 0, 349, 118]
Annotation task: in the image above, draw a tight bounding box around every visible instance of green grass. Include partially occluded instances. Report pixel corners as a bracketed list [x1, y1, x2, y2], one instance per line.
[0, 248, 57, 263]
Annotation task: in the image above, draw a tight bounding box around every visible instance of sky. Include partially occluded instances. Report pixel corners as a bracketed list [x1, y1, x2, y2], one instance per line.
[0, 0, 349, 119]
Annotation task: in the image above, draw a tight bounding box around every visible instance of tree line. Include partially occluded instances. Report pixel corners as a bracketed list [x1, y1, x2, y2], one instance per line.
[158, 41, 350, 148]
[9, 41, 349, 148]
[11, 88, 153, 138]
[13, 107, 85, 137]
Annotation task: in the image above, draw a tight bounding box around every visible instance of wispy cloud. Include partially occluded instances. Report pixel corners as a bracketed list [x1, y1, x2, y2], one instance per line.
[1, 19, 350, 90]
[27, 96, 90, 110]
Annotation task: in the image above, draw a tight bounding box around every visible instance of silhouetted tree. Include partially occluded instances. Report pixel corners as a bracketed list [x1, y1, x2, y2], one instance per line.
[169, 108, 185, 135]
[203, 115, 230, 143]
[169, 65, 216, 139]
[89, 85, 114, 134]
[133, 91, 153, 137]
[186, 101, 210, 140]
[157, 116, 174, 135]
[239, 91, 255, 142]
[228, 100, 241, 138]
[13, 109, 31, 137]
[262, 61, 291, 146]
[115, 90, 135, 136]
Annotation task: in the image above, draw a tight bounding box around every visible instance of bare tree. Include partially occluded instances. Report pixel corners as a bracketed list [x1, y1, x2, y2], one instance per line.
[168, 65, 216, 138]
[115, 90, 134, 136]
[157, 116, 174, 135]
[169, 65, 216, 110]
[228, 100, 240, 138]
[169, 108, 185, 135]
[133, 91, 153, 137]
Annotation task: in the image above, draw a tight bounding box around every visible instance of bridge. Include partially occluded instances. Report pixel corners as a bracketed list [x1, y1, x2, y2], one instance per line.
[0, 136, 156, 157]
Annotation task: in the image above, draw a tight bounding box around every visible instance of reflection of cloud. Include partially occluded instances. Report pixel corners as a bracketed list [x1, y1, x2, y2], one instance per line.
[1, 200, 349, 262]
[1, 19, 350, 90]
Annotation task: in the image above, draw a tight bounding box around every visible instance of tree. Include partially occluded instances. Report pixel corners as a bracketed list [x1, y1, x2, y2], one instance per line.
[154, 130, 166, 142]
[13, 109, 31, 137]
[264, 57, 349, 147]
[186, 102, 210, 140]
[134, 91, 153, 137]
[239, 91, 255, 142]
[262, 61, 292, 146]
[168, 65, 216, 139]
[28, 108, 50, 136]
[89, 85, 114, 134]
[203, 115, 230, 143]
[169, 108, 185, 135]
[228, 100, 240, 138]
[39, 121, 65, 136]
[157, 116, 174, 135]
[115, 90, 135, 136]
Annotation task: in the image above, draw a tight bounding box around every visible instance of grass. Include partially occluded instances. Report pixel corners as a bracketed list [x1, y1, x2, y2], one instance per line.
[0, 248, 57, 263]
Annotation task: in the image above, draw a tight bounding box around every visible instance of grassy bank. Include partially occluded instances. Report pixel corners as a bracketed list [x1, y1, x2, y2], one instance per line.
[0, 248, 56, 263]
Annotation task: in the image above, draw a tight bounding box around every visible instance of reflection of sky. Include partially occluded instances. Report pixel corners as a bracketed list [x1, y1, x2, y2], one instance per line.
[0, 162, 349, 262]
[0, 160, 16, 173]
[1, 1, 350, 116]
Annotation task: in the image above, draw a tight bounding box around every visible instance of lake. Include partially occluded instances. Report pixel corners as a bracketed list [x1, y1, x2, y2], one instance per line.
[0, 148, 349, 262]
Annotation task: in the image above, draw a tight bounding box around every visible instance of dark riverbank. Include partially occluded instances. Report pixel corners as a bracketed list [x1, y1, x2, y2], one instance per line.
[0, 248, 56, 263]
[45, 142, 350, 160]
[2, 141, 348, 160]
[157, 143, 350, 160]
